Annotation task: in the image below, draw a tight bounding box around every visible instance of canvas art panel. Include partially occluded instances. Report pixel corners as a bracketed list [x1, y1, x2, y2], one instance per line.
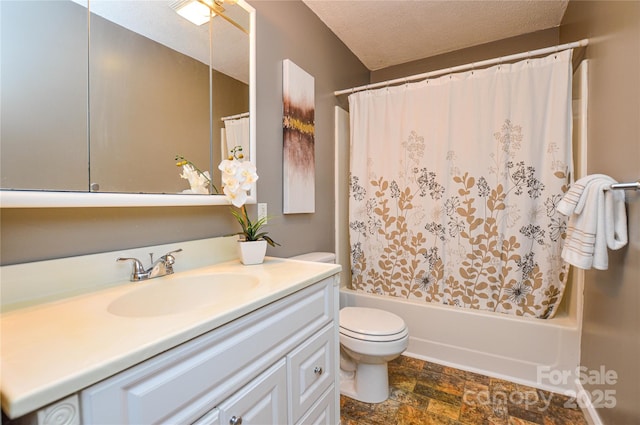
[283, 59, 315, 213]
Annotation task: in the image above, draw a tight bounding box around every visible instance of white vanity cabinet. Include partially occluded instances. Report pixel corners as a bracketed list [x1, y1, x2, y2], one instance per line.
[80, 277, 339, 425]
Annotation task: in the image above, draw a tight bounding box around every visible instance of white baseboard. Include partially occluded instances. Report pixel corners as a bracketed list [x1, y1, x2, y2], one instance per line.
[574, 380, 604, 425]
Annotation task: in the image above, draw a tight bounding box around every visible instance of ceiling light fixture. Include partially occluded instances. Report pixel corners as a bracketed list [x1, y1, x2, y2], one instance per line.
[171, 0, 212, 26]
[171, 0, 246, 34]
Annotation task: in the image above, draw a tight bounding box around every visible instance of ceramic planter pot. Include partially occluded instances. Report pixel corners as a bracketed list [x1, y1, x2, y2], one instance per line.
[238, 240, 267, 265]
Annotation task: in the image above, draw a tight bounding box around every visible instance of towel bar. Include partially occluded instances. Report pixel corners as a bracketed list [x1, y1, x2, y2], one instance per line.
[610, 180, 640, 190]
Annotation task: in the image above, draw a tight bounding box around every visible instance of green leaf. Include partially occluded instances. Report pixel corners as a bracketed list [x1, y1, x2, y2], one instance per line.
[262, 236, 280, 247]
[229, 205, 279, 246]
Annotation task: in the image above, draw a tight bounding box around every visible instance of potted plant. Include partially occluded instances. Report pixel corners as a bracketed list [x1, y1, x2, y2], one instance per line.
[176, 147, 279, 264]
[218, 147, 279, 264]
[229, 205, 279, 264]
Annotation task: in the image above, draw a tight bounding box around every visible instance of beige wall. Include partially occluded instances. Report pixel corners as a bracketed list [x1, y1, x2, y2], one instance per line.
[371, 28, 559, 82]
[0, 1, 369, 265]
[560, 1, 640, 423]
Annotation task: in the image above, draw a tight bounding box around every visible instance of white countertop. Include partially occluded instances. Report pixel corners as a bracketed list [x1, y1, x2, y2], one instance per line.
[0, 258, 340, 419]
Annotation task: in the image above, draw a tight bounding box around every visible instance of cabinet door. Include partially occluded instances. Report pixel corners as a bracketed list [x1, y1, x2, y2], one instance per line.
[288, 324, 334, 423]
[217, 359, 287, 425]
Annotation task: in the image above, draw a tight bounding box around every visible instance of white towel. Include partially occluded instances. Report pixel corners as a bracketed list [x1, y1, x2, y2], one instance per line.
[558, 175, 628, 270]
[557, 174, 604, 216]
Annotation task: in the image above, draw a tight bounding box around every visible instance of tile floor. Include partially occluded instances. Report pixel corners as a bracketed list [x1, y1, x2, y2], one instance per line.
[340, 355, 588, 425]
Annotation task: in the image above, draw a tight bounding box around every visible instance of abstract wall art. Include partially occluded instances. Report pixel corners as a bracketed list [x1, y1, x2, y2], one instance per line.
[283, 59, 315, 213]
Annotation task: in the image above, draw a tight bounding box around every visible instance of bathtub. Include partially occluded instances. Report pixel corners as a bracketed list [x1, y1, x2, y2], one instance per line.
[338, 269, 584, 394]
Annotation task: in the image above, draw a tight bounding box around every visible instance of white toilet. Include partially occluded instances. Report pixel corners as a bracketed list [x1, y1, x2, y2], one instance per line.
[289, 252, 409, 403]
[339, 306, 409, 403]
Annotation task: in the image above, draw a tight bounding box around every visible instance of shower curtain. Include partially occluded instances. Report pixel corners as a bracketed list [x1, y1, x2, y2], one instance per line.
[348, 51, 573, 319]
[222, 116, 250, 159]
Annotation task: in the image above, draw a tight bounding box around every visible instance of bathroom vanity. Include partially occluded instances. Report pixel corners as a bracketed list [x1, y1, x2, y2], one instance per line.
[0, 238, 341, 424]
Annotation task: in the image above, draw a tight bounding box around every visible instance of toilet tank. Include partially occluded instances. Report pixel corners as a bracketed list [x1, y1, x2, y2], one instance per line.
[289, 252, 336, 264]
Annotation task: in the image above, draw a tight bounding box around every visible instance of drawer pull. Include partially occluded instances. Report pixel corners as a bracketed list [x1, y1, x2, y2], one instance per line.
[229, 416, 243, 425]
[313, 366, 323, 376]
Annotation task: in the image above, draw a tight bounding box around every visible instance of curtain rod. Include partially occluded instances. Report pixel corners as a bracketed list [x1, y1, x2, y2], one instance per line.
[334, 39, 589, 96]
[221, 112, 249, 121]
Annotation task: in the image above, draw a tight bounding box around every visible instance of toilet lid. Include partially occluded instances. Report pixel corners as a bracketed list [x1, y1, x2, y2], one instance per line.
[339, 307, 406, 337]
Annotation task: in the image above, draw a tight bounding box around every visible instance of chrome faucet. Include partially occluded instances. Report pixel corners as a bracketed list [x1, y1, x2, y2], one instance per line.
[117, 249, 183, 282]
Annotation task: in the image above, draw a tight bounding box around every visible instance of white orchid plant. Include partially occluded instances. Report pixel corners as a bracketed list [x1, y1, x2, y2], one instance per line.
[219, 147, 279, 247]
[218, 147, 258, 207]
[176, 147, 279, 247]
[175, 155, 218, 194]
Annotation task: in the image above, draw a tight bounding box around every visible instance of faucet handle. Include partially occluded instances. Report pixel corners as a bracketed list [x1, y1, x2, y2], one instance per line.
[164, 248, 183, 256]
[162, 248, 183, 264]
[161, 248, 183, 274]
[117, 257, 146, 281]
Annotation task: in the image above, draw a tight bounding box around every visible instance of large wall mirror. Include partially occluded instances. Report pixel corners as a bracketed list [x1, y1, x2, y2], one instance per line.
[0, 0, 255, 207]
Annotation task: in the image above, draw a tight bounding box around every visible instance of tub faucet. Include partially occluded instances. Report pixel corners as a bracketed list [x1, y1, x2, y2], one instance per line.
[117, 249, 183, 282]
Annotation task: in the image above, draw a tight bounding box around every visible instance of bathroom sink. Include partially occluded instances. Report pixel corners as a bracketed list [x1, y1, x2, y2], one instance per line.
[108, 273, 260, 317]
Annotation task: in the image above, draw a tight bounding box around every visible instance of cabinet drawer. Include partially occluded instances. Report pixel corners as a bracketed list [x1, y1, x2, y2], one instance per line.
[296, 386, 336, 425]
[288, 324, 335, 423]
[192, 408, 220, 425]
[81, 279, 334, 425]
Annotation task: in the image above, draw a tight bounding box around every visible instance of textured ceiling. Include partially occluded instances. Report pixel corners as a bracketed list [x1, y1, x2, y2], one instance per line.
[302, 0, 569, 71]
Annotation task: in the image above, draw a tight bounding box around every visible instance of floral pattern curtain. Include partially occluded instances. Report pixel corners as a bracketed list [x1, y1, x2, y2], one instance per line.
[348, 51, 573, 319]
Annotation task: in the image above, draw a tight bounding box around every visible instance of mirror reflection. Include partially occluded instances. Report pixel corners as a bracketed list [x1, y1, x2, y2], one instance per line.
[0, 0, 250, 196]
[1, 0, 89, 191]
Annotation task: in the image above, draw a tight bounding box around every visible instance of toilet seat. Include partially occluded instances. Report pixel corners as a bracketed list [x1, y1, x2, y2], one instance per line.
[340, 326, 409, 342]
[339, 307, 408, 342]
